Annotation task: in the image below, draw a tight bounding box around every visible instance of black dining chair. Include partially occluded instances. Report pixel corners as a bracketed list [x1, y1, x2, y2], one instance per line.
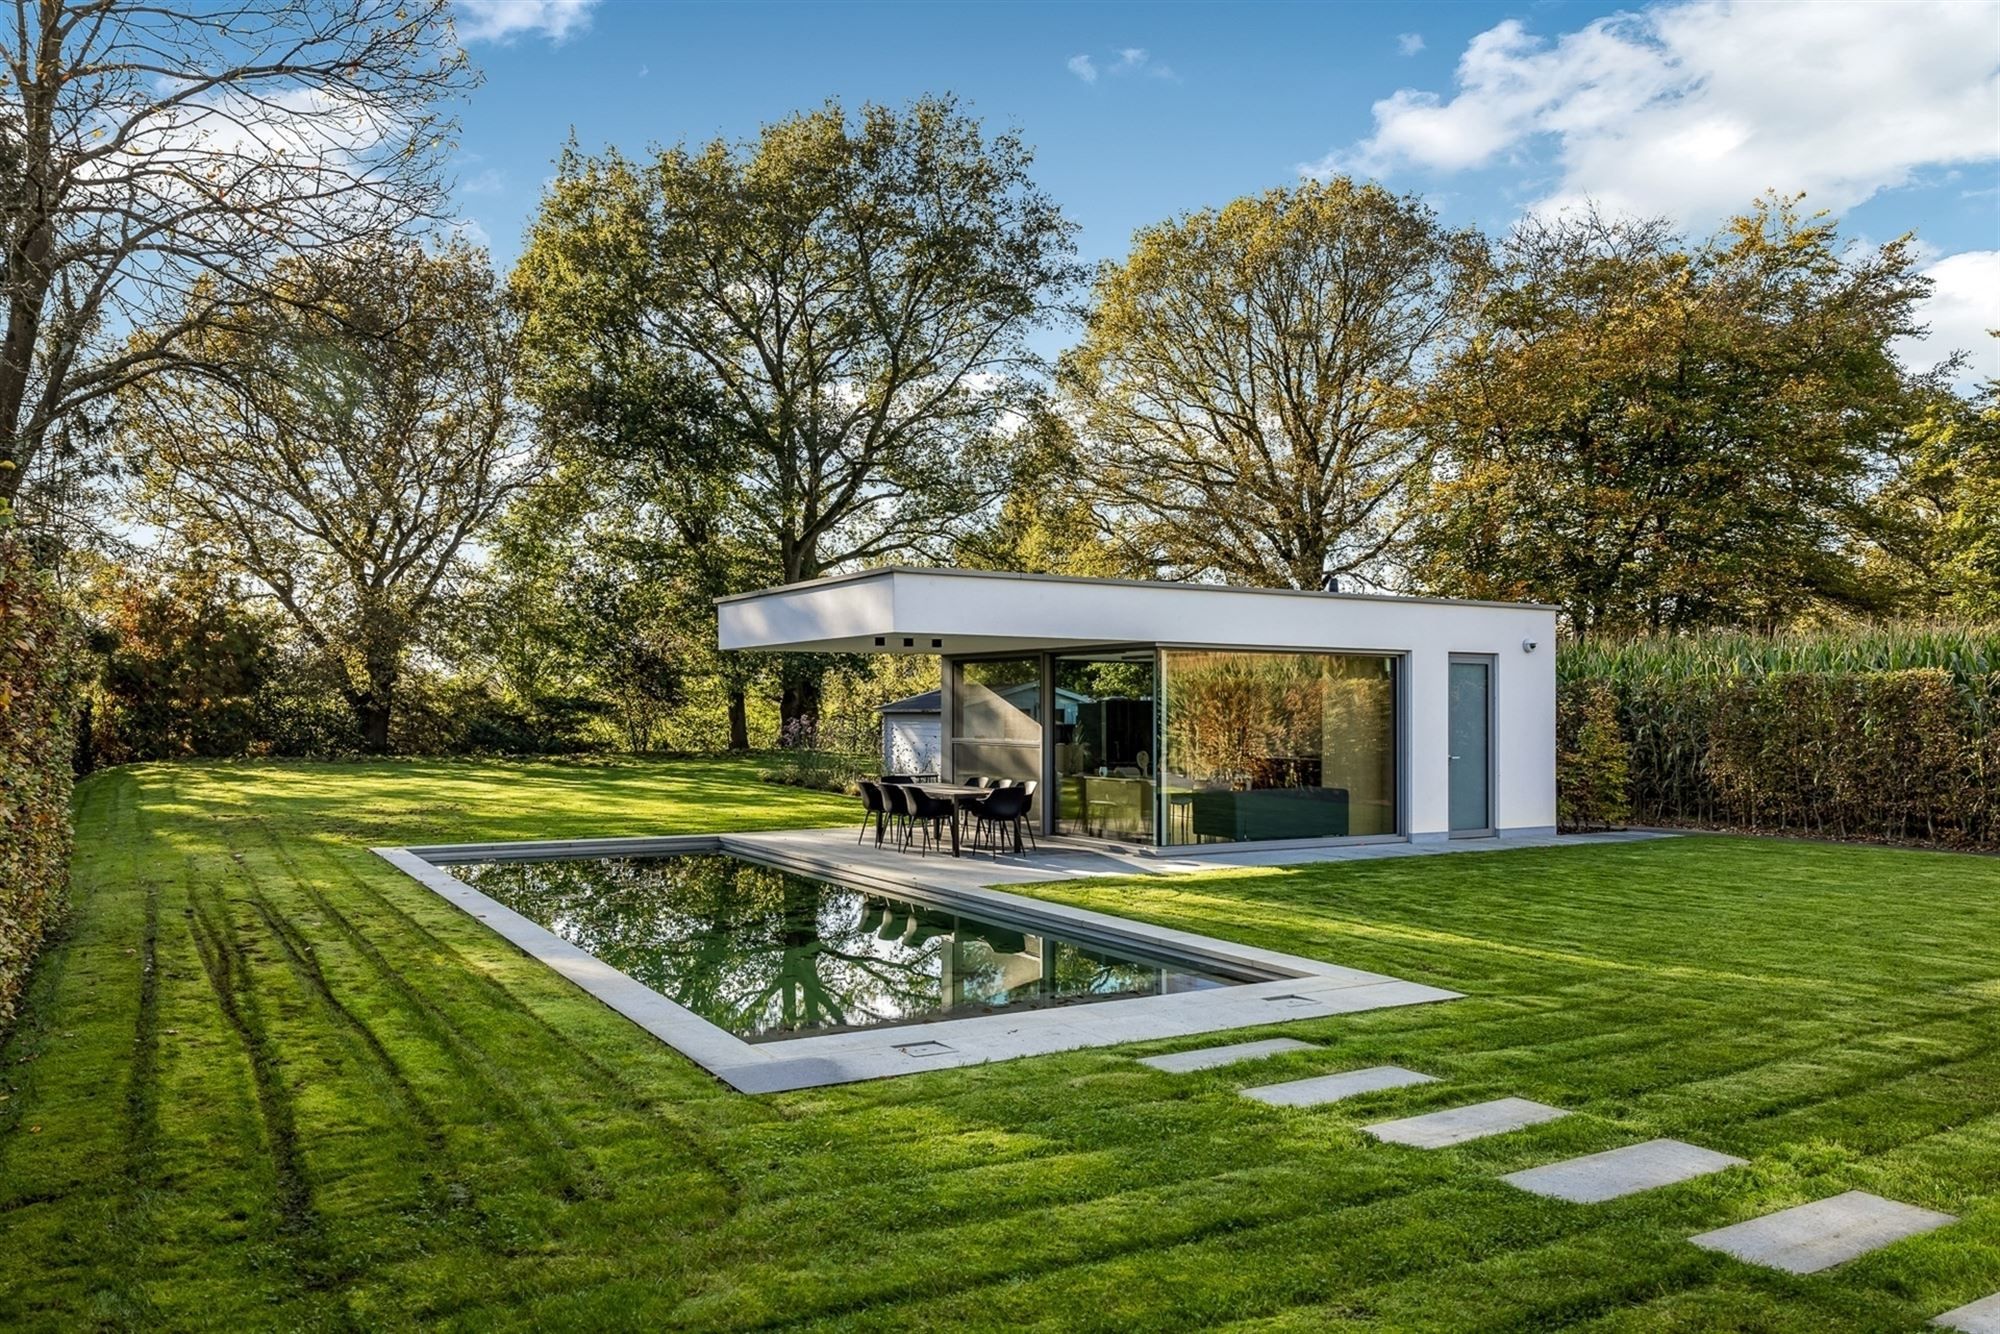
[884, 783, 917, 849]
[904, 786, 958, 857]
[1016, 780, 1040, 851]
[967, 784, 1031, 857]
[856, 779, 887, 846]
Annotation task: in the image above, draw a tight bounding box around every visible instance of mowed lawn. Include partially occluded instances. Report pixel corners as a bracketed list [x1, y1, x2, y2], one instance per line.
[4, 760, 1998, 1330]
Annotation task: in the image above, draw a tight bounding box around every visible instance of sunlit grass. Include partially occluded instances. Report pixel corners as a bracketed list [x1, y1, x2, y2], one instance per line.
[1, 758, 1996, 1329]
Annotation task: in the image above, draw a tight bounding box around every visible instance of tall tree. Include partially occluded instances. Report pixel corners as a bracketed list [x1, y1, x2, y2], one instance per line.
[951, 400, 1136, 578]
[474, 462, 765, 753]
[0, 0, 470, 514]
[1061, 178, 1486, 591]
[1863, 368, 2000, 618]
[508, 157, 769, 746]
[122, 241, 533, 750]
[512, 97, 1083, 731]
[1408, 198, 1933, 636]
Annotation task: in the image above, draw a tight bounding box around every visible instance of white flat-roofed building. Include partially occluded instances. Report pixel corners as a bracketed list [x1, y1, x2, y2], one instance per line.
[719, 567, 1557, 850]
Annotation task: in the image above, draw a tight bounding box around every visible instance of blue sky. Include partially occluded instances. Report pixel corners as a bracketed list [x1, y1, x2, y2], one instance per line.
[453, 0, 2000, 383]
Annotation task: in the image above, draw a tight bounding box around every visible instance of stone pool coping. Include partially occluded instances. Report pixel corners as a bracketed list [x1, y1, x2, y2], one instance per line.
[374, 831, 1461, 1093]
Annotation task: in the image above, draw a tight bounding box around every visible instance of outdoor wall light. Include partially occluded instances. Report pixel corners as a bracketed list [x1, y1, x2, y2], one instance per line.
[1523, 639, 1539, 653]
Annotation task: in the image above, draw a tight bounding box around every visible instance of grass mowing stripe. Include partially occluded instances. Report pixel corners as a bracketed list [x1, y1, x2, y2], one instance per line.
[697, 1163, 1421, 1332]
[183, 892, 319, 1242]
[251, 863, 604, 1205]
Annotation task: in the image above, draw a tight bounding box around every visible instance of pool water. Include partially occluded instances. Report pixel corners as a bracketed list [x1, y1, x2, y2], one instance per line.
[455, 853, 1246, 1042]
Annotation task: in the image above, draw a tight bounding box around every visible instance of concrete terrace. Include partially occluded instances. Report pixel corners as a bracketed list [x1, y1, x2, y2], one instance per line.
[723, 824, 1670, 899]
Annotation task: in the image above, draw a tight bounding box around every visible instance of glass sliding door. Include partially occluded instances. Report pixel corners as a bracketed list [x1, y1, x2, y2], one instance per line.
[1447, 656, 1492, 835]
[1052, 650, 1156, 842]
[950, 657, 1042, 785]
[1158, 649, 1399, 846]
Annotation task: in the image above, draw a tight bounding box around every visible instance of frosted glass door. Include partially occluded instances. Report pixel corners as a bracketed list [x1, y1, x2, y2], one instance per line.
[1448, 660, 1491, 833]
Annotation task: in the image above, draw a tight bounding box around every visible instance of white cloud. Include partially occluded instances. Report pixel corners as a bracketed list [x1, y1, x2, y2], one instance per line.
[1308, 0, 2000, 223]
[1072, 46, 1177, 84]
[455, 0, 599, 45]
[1397, 32, 1425, 56]
[449, 216, 495, 251]
[460, 165, 505, 196]
[1902, 250, 2000, 386]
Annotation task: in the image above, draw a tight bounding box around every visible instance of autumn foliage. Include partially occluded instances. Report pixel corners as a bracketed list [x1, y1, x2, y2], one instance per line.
[0, 526, 79, 1030]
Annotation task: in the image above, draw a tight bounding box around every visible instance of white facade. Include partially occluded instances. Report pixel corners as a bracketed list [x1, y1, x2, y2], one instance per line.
[880, 714, 941, 776]
[720, 567, 1558, 844]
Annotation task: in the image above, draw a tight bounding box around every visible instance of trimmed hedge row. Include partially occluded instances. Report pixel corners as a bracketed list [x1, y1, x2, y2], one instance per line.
[0, 526, 78, 1032]
[1560, 632, 1999, 847]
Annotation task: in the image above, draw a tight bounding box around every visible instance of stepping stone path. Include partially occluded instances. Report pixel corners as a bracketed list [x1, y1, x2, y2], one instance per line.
[1935, 1292, 2000, 1333]
[1241, 1066, 1436, 1107]
[1691, 1190, 1956, 1275]
[1366, 1097, 1569, 1148]
[1139, 1038, 1317, 1073]
[1147, 1039, 1964, 1297]
[1502, 1138, 1745, 1203]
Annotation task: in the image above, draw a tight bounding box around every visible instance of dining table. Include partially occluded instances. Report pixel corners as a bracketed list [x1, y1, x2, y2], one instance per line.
[906, 783, 1019, 857]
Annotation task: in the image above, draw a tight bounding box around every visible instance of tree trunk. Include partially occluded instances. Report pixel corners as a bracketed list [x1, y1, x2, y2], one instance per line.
[727, 686, 749, 751]
[353, 666, 395, 753]
[0, 18, 61, 505]
[72, 696, 94, 777]
[778, 665, 822, 746]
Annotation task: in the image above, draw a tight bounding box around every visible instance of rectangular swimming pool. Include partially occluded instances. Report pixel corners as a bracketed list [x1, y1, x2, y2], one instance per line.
[379, 830, 1458, 1091]
[455, 853, 1255, 1042]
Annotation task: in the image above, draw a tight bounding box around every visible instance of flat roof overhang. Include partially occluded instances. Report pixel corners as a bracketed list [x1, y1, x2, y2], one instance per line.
[716, 566, 1554, 655]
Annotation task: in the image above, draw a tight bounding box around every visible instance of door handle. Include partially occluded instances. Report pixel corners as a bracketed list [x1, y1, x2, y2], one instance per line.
[1449, 755, 1460, 761]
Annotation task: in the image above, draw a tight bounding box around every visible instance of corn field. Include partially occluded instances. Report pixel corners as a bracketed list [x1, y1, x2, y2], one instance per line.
[1559, 623, 2000, 848]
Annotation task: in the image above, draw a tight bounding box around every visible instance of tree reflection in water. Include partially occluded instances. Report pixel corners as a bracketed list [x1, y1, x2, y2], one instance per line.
[458, 854, 1232, 1041]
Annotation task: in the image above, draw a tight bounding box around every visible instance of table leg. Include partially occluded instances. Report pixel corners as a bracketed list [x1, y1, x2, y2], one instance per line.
[950, 808, 961, 857]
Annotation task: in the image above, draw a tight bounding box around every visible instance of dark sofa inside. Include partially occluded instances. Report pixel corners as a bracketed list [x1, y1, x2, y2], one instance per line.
[1188, 786, 1350, 841]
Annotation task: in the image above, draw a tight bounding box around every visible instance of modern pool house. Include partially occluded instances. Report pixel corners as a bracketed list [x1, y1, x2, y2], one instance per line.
[718, 567, 1559, 850]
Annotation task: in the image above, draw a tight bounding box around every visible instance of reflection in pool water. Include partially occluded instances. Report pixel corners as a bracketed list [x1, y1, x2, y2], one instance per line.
[456, 854, 1243, 1042]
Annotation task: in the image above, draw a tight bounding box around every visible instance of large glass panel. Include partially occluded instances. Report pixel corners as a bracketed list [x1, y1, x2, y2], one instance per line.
[1052, 651, 1156, 841]
[1160, 650, 1398, 845]
[1448, 659, 1491, 832]
[950, 657, 1042, 784]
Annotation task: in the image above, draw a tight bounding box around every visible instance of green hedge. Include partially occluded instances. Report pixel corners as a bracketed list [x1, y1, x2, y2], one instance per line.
[0, 526, 78, 1031]
[1556, 678, 1631, 832]
[1561, 626, 1999, 848]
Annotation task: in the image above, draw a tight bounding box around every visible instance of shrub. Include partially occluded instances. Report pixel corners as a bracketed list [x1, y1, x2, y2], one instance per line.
[1556, 678, 1631, 831]
[0, 525, 80, 1032]
[389, 672, 605, 756]
[757, 712, 873, 793]
[84, 565, 275, 768]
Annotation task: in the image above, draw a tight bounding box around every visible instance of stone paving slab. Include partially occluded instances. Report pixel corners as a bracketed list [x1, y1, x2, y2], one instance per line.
[1241, 1065, 1437, 1107]
[1139, 1038, 1319, 1073]
[1691, 1190, 1956, 1275]
[1502, 1138, 1746, 1203]
[1935, 1292, 2000, 1333]
[1365, 1096, 1569, 1148]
